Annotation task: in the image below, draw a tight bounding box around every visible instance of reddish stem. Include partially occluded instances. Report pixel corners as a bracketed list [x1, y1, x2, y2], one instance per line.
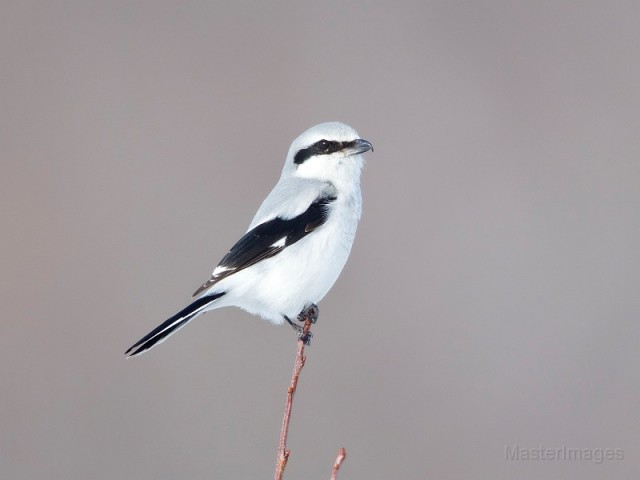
[274, 318, 313, 480]
[330, 447, 347, 480]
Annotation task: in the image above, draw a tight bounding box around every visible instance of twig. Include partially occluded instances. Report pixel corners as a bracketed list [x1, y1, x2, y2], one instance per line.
[330, 447, 347, 480]
[274, 316, 313, 480]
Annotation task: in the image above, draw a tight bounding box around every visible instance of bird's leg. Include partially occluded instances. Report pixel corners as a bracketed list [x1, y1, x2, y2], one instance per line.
[284, 315, 302, 335]
[284, 314, 314, 346]
[297, 303, 319, 324]
[292, 303, 318, 345]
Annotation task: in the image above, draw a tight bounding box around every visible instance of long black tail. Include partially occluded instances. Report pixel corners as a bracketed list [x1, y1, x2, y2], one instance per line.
[125, 292, 226, 357]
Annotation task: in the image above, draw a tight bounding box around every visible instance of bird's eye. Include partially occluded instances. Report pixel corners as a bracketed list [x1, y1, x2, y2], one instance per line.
[317, 140, 330, 151]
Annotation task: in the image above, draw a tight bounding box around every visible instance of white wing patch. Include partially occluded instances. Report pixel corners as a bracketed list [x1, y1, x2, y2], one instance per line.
[212, 265, 233, 277]
[270, 237, 287, 248]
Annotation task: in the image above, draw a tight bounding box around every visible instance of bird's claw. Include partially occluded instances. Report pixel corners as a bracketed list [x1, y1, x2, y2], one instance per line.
[285, 313, 314, 345]
[298, 303, 319, 324]
[299, 331, 313, 346]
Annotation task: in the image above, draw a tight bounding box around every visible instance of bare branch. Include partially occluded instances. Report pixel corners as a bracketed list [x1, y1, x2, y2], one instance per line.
[330, 447, 347, 480]
[274, 317, 313, 480]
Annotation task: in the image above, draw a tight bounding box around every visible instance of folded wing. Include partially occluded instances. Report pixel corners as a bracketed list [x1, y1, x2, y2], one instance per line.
[193, 194, 337, 297]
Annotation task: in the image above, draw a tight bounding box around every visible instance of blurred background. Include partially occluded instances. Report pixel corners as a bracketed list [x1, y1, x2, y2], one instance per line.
[2, 1, 639, 478]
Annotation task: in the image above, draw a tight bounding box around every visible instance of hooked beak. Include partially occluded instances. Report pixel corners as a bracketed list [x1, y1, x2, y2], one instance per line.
[343, 138, 373, 156]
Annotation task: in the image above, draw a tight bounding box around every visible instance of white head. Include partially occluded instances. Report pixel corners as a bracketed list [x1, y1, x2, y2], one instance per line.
[282, 122, 373, 191]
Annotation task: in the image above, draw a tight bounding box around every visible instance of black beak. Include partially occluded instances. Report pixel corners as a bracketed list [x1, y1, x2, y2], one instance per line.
[344, 138, 373, 155]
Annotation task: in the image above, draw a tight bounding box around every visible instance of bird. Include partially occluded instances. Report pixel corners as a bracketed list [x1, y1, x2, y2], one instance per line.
[125, 122, 372, 357]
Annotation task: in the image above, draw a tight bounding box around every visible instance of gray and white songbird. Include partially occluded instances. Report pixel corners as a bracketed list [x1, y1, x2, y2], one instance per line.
[125, 122, 372, 357]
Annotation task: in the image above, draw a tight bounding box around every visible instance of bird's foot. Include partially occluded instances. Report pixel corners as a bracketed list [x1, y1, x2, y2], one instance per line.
[285, 315, 314, 345]
[297, 303, 319, 324]
[299, 331, 313, 346]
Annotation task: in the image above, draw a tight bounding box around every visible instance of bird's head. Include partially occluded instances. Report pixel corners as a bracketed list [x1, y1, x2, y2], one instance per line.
[284, 122, 373, 189]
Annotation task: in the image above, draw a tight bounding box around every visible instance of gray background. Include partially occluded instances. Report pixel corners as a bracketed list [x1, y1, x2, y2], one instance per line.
[2, 1, 639, 479]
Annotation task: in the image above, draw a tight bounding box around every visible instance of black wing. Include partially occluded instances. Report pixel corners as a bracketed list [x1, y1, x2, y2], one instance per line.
[192, 194, 336, 297]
